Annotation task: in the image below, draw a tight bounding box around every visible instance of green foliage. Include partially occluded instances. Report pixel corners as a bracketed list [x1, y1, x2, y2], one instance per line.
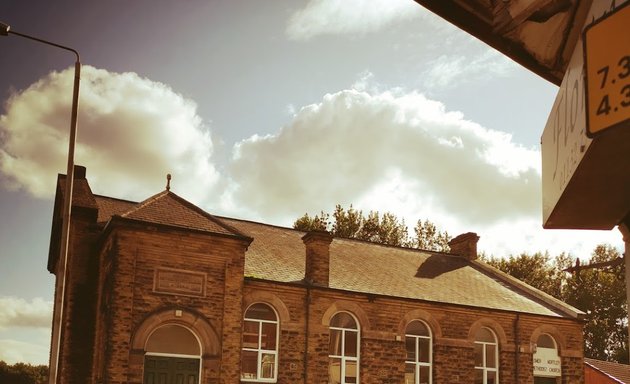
[484, 251, 564, 298]
[412, 219, 451, 252]
[293, 211, 328, 232]
[293, 204, 449, 250]
[563, 245, 627, 362]
[485, 245, 628, 363]
[0, 361, 48, 384]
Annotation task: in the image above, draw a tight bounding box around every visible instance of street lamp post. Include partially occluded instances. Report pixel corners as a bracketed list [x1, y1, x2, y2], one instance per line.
[1, 22, 80, 384]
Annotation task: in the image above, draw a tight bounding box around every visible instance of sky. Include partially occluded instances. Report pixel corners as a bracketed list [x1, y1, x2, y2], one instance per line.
[0, 0, 623, 365]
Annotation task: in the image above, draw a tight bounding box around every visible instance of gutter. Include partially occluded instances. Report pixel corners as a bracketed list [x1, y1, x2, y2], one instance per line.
[304, 284, 311, 384]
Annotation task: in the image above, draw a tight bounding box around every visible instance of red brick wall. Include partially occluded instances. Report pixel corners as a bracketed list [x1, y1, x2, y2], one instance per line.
[91, 222, 248, 384]
[243, 281, 584, 384]
[56, 208, 100, 384]
[584, 365, 618, 383]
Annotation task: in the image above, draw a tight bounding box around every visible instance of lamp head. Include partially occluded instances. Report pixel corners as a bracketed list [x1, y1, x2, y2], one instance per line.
[0, 22, 10, 36]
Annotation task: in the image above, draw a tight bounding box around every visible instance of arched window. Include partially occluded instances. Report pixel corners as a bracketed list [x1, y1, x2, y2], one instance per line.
[533, 333, 561, 383]
[241, 303, 279, 382]
[329, 312, 359, 384]
[144, 324, 201, 384]
[474, 327, 498, 384]
[146, 324, 201, 355]
[405, 320, 432, 384]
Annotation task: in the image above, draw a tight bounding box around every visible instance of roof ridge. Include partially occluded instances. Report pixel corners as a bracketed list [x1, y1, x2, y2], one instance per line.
[218, 215, 456, 255]
[93, 193, 138, 205]
[164, 192, 251, 239]
[120, 190, 169, 218]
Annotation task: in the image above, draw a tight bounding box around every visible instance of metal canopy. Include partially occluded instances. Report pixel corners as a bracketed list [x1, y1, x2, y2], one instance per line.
[414, 0, 594, 85]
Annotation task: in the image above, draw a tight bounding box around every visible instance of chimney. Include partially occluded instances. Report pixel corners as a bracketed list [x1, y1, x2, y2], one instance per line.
[448, 232, 479, 261]
[74, 164, 86, 179]
[302, 230, 333, 286]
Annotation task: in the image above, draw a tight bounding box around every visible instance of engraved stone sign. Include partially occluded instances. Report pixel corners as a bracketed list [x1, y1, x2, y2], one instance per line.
[153, 267, 206, 297]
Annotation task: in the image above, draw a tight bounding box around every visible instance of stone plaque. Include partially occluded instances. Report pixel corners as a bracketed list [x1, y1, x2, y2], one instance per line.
[153, 267, 206, 297]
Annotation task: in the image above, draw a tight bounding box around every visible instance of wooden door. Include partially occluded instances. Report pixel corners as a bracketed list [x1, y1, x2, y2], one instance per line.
[144, 356, 199, 384]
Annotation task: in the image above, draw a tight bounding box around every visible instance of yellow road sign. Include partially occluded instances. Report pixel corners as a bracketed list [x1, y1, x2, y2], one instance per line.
[583, 2, 630, 137]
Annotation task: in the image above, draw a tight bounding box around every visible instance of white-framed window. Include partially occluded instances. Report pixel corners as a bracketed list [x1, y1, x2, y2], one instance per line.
[241, 303, 279, 382]
[533, 333, 561, 383]
[329, 312, 360, 384]
[474, 327, 498, 384]
[405, 320, 432, 384]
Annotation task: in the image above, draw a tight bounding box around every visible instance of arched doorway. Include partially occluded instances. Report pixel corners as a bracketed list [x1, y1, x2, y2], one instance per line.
[143, 324, 201, 384]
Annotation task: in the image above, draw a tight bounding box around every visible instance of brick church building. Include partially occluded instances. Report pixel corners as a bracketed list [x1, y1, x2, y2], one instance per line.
[47, 167, 585, 384]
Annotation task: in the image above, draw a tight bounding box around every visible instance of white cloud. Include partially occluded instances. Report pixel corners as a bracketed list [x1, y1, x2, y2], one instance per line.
[229, 89, 539, 224]
[0, 297, 52, 329]
[0, 66, 219, 204]
[0, 338, 49, 365]
[422, 49, 517, 90]
[286, 0, 421, 40]
[227, 87, 620, 257]
[0, 68, 619, 259]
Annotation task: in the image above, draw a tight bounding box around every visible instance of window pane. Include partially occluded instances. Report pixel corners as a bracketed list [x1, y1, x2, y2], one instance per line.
[406, 336, 417, 362]
[329, 358, 341, 384]
[345, 331, 358, 357]
[260, 353, 275, 379]
[537, 334, 555, 349]
[486, 344, 497, 368]
[418, 338, 430, 363]
[476, 328, 495, 343]
[245, 303, 276, 321]
[243, 321, 259, 349]
[330, 312, 357, 329]
[241, 350, 258, 379]
[146, 325, 200, 355]
[261, 322, 277, 350]
[474, 343, 484, 366]
[329, 329, 342, 356]
[345, 360, 358, 383]
[405, 363, 416, 384]
[146, 325, 201, 355]
[487, 370, 497, 384]
[474, 369, 484, 384]
[407, 320, 429, 336]
[419, 365, 430, 384]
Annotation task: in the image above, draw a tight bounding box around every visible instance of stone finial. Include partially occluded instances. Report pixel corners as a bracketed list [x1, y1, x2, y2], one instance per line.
[448, 232, 480, 261]
[166, 174, 171, 191]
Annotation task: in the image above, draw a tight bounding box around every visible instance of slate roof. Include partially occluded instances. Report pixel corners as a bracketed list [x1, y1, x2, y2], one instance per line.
[89, 189, 582, 319]
[585, 358, 630, 384]
[94, 195, 136, 223]
[221, 217, 579, 318]
[96, 192, 247, 238]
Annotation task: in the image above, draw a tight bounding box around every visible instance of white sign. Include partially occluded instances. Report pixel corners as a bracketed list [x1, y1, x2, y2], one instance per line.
[533, 347, 561, 377]
[541, 0, 630, 229]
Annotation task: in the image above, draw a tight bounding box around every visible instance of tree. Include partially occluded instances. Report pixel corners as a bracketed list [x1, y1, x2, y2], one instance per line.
[412, 219, 451, 252]
[485, 245, 628, 363]
[293, 211, 328, 232]
[331, 205, 361, 238]
[293, 204, 448, 250]
[561, 245, 627, 362]
[484, 251, 564, 298]
[0, 361, 48, 384]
